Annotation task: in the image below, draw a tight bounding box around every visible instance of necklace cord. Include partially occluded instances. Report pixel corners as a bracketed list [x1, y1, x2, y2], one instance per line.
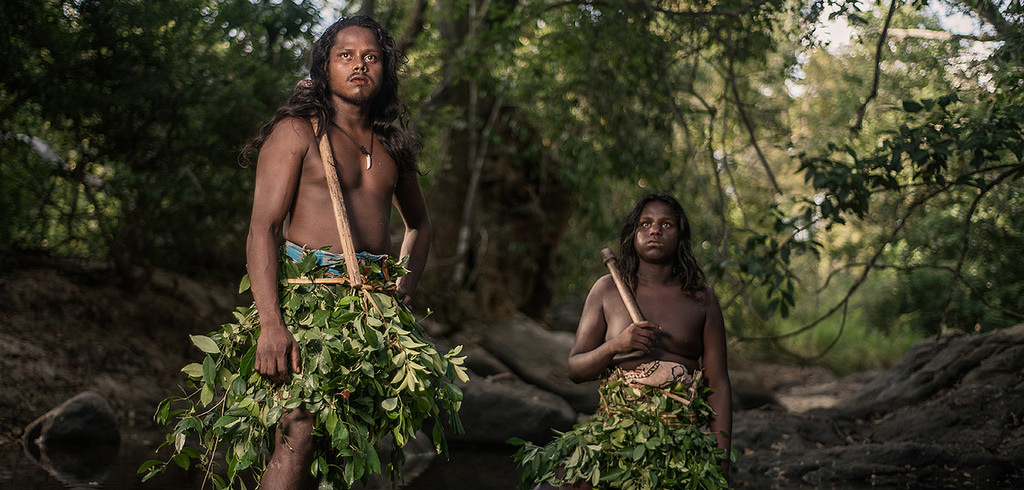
[329, 121, 374, 170]
[329, 121, 374, 157]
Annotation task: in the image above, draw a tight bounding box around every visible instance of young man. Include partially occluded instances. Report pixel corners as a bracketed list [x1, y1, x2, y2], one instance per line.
[515, 193, 732, 489]
[245, 16, 439, 490]
[145, 16, 463, 490]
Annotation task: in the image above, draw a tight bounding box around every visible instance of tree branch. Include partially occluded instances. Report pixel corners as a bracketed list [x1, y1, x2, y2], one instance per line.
[723, 37, 782, 194]
[737, 182, 940, 343]
[884, 27, 1000, 42]
[937, 166, 1023, 333]
[851, 0, 898, 135]
[829, 262, 1024, 321]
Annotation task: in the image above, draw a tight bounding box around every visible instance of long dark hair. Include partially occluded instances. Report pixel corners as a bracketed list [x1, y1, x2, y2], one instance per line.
[617, 193, 707, 299]
[242, 16, 418, 173]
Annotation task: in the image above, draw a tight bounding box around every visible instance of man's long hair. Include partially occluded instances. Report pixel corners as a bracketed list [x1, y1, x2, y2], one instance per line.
[617, 193, 707, 299]
[242, 16, 418, 173]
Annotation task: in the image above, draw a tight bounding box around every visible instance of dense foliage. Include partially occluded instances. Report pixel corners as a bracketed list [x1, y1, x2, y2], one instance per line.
[140, 250, 467, 489]
[511, 372, 731, 490]
[3, 0, 1022, 366]
[1, 0, 320, 281]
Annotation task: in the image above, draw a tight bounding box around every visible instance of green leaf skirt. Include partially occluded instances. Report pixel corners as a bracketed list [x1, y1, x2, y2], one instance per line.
[511, 368, 729, 490]
[141, 245, 468, 489]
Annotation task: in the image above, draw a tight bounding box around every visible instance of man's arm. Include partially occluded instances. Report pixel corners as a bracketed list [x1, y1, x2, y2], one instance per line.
[247, 117, 309, 382]
[702, 288, 733, 478]
[392, 169, 431, 304]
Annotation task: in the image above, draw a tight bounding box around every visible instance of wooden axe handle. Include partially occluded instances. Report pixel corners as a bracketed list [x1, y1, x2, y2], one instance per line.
[600, 248, 644, 323]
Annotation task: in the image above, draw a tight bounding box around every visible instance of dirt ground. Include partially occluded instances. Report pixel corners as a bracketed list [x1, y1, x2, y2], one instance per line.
[0, 264, 242, 439]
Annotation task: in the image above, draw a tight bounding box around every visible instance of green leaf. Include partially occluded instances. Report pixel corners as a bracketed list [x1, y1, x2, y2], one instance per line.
[381, 397, 398, 411]
[312, 309, 330, 326]
[239, 345, 257, 377]
[190, 335, 221, 354]
[200, 383, 214, 406]
[230, 373, 247, 395]
[213, 415, 239, 429]
[333, 423, 350, 447]
[202, 355, 216, 386]
[172, 452, 191, 470]
[181, 363, 203, 378]
[333, 310, 360, 324]
[137, 459, 163, 475]
[902, 100, 923, 113]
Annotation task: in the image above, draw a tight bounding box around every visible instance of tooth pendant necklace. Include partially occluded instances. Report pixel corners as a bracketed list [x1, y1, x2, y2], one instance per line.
[330, 121, 374, 169]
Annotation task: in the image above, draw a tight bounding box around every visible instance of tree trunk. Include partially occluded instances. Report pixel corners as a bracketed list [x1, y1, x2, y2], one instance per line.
[419, 0, 576, 323]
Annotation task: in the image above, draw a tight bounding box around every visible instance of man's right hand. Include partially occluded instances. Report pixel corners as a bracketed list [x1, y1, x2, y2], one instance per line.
[254, 323, 301, 383]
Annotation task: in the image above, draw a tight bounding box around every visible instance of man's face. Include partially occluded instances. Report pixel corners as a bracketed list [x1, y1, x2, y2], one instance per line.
[634, 200, 680, 264]
[327, 26, 384, 107]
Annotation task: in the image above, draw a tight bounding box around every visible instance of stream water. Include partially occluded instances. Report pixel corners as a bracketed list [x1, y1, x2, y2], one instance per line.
[1, 432, 521, 490]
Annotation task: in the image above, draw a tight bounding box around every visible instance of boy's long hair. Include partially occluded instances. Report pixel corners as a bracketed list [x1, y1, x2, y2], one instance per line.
[242, 16, 418, 173]
[617, 193, 707, 300]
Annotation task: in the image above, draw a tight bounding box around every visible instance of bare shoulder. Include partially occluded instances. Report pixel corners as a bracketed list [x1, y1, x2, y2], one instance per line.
[265, 117, 315, 151]
[582, 274, 617, 307]
[694, 285, 722, 310]
[590, 274, 616, 296]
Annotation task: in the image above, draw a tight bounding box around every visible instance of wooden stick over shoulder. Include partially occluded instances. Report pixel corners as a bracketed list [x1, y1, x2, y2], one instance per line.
[600, 247, 644, 323]
[312, 118, 363, 288]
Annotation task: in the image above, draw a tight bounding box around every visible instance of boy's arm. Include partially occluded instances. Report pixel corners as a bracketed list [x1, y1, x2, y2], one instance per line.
[392, 169, 431, 304]
[247, 118, 309, 382]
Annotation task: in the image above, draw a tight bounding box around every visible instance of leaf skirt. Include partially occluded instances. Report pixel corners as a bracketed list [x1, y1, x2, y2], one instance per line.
[511, 369, 729, 490]
[142, 246, 468, 489]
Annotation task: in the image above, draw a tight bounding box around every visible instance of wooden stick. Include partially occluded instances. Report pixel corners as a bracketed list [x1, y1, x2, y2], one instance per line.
[601, 248, 647, 361]
[313, 119, 363, 288]
[600, 248, 644, 323]
[285, 277, 351, 284]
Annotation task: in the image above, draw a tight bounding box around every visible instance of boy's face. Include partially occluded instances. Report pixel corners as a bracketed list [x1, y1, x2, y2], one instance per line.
[327, 26, 383, 106]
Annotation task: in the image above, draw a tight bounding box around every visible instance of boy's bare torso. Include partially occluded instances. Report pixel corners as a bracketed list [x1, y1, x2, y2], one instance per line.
[283, 120, 399, 255]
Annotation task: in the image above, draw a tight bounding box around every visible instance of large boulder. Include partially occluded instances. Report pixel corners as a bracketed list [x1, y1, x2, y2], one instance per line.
[732, 324, 1024, 489]
[23, 391, 119, 448]
[21, 391, 121, 487]
[839, 325, 1024, 419]
[452, 372, 576, 445]
[482, 314, 599, 413]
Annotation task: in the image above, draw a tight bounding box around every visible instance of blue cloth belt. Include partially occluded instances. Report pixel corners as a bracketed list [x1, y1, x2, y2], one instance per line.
[284, 240, 388, 277]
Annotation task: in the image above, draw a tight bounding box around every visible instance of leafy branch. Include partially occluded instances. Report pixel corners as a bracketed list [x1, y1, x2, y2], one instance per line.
[140, 252, 468, 489]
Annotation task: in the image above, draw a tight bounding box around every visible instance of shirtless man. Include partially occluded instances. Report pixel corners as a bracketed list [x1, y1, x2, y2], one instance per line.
[566, 192, 732, 485]
[243, 16, 430, 490]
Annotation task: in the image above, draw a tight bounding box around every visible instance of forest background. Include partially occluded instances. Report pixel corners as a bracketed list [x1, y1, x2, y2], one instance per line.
[2, 0, 1022, 375]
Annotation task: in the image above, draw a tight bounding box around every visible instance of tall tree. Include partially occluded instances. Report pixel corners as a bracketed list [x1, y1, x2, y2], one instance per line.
[1, 0, 319, 282]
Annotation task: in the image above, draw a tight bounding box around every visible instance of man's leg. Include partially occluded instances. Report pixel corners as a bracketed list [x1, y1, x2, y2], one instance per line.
[260, 407, 315, 490]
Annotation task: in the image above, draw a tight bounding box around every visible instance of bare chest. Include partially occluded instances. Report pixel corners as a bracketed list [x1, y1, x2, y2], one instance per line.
[605, 287, 707, 359]
[287, 140, 398, 251]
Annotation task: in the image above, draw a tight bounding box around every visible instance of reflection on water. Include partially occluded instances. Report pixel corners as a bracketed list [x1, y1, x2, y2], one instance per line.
[2, 431, 205, 490]
[1, 431, 520, 490]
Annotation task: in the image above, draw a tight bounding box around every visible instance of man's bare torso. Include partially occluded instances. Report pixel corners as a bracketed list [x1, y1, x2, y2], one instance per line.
[285, 121, 399, 255]
[599, 276, 707, 372]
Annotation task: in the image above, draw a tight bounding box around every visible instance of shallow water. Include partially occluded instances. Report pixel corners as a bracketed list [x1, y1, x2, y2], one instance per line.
[1, 432, 520, 490]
